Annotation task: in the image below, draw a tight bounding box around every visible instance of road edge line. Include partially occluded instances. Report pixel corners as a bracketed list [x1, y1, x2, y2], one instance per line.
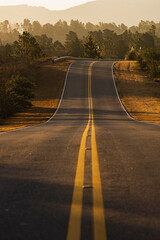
[45, 62, 74, 123]
[112, 62, 135, 121]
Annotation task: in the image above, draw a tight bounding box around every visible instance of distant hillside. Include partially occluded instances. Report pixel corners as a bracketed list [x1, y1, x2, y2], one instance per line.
[0, 0, 160, 26]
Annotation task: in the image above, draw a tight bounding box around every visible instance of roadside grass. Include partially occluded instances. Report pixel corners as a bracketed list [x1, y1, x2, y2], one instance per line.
[1, 60, 159, 132]
[0, 58, 74, 132]
[114, 61, 160, 124]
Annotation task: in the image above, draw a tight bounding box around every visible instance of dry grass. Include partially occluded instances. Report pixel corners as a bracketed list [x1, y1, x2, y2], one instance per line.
[2, 59, 159, 132]
[0, 58, 74, 132]
[114, 61, 160, 124]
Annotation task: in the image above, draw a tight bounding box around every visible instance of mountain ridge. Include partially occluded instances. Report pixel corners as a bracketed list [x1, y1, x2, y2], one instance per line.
[0, 1, 159, 26]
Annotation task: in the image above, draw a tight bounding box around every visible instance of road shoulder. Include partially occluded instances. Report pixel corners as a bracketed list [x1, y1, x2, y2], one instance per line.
[114, 61, 160, 124]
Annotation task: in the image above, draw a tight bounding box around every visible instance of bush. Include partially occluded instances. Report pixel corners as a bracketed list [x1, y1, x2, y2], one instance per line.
[0, 75, 35, 119]
[137, 49, 160, 77]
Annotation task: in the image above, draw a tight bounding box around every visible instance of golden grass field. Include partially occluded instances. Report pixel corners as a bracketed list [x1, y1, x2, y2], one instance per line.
[114, 61, 160, 124]
[0, 58, 74, 132]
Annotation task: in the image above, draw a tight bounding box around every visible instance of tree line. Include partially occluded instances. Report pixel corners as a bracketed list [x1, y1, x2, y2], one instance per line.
[0, 19, 160, 61]
[0, 25, 158, 61]
[1, 19, 160, 45]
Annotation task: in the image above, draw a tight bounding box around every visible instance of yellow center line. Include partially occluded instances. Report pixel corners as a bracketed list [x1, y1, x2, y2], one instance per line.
[91, 122, 107, 240]
[89, 62, 107, 240]
[66, 62, 107, 240]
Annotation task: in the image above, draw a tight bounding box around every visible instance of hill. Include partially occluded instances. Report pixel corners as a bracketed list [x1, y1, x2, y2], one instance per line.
[0, 0, 160, 26]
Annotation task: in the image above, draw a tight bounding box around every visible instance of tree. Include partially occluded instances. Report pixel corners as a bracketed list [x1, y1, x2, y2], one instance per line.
[84, 35, 100, 58]
[130, 31, 144, 51]
[42, 23, 54, 39]
[70, 20, 87, 39]
[65, 31, 83, 57]
[54, 20, 69, 43]
[114, 39, 129, 59]
[129, 31, 155, 51]
[35, 34, 54, 56]
[102, 39, 116, 59]
[21, 19, 32, 33]
[89, 30, 103, 49]
[142, 32, 155, 49]
[14, 32, 43, 60]
[144, 49, 160, 77]
[53, 40, 65, 56]
[137, 49, 160, 77]
[10, 29, 19, 43]
[120, 24, 128, 33]
[0, 44, 13, 63]
[103, 29, 117, 41]
[1, 20, 10, 33]
[0, 75, 34, 119]
[86, 22, 98, 32]
[14, 23, 21, 33]
[148, 25, 156, 37]
[32, 21, 42, 36]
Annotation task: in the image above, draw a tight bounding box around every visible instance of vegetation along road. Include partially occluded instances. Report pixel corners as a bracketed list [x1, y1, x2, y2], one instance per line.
[0, 61, 160, 240]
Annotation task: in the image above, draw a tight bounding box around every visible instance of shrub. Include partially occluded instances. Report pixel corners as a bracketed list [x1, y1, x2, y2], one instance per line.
[137, 49, 160, 77]
[0, 75, 35, 119]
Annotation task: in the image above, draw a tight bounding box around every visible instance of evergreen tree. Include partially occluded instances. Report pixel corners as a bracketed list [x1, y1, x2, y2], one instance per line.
[53, 40, 65, 56]
[14, 31, 43, 60]
[35, 34, 54, 56]
[32, 21, 42, 36]
[84, 35, 100, 58]
[65, 31, 83, 57]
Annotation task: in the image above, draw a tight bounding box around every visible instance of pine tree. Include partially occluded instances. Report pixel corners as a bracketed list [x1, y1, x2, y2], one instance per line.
[84, 35, 100, 59]
[65, 31, 83, 57]
[14, 31, 43, 60]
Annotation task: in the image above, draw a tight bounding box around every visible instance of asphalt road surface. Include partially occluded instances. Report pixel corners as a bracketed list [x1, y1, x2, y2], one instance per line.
[0, 61, 160, 240]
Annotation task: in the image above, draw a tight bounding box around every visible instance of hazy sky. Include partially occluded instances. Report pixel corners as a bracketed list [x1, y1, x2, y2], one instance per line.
[0, 0, 94, 10]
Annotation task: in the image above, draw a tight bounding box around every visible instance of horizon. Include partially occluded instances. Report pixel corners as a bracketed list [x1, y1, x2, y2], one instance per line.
[0, 0, 94, 10]
[0, 0, 159, 27]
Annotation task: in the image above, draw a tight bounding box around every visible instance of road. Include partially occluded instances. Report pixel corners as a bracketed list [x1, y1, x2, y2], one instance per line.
[0, 61, 160, 240]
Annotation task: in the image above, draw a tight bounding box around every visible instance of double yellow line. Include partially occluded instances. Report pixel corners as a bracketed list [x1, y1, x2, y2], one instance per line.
[66, 62, 107, 240]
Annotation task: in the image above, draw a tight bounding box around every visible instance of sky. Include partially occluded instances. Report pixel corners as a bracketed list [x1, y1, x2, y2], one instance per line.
[0, 0, 94, 10]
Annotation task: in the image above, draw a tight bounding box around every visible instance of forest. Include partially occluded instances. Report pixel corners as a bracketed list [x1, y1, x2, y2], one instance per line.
[1, 19, 160, 44]
[0, 19, 160, 58]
